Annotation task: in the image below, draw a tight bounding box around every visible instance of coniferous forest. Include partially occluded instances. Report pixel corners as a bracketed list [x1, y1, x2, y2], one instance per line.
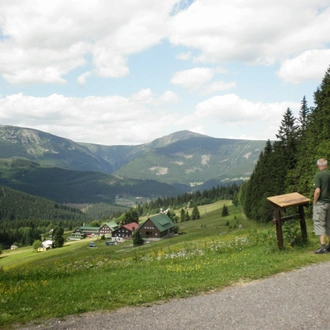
[240, 66, 330, 222]
[0, 186, 89, 248]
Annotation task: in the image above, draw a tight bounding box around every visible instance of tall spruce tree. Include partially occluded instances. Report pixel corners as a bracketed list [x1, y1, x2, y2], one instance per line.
[53, 227, 65, 248]
[276, 107, 299, 170]
[298, 96, 310, 132]
[243, 140, 274, 221]
[191, 205, 200, 220]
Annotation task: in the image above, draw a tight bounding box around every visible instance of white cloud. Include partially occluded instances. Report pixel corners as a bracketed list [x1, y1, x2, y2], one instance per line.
[200, 81, 236, 95]
[0, 41, 87, 85]
[0, 0, 178, 85]
[77, 71, 92, 85]
[194, 94, 299, 123]
[1, 1, 330, 86]
[170, 93, 301, 141]
[168, 1, 330, 64]
[171, 67, 215, 89]
[0, 91, 181, 145]
[175, 51, 192, 60]
[277, 49, 330, 84]
[171, 66, 233, 93]
[159, 91, 180, 103]
[131, 89, 156, 104]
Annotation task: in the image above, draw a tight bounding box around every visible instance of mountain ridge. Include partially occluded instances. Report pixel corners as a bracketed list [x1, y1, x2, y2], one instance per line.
[0, 124, 266, 188]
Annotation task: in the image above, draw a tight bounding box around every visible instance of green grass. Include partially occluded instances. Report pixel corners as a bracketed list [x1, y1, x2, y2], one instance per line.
[0, 201, 327, 328]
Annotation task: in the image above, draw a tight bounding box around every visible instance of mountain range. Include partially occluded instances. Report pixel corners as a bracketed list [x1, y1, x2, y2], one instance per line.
[0, 125, 266, 202]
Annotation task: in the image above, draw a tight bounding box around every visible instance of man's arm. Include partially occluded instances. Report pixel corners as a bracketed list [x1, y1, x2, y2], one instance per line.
[314, 188, 321, 205]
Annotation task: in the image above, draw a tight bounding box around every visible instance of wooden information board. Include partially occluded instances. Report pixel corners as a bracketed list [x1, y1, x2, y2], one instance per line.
[267, 193, 310, 249]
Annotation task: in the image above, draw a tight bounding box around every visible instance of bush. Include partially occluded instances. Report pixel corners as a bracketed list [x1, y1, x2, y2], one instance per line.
[32, 240, 42, 250]
[133, 230, 144, 246]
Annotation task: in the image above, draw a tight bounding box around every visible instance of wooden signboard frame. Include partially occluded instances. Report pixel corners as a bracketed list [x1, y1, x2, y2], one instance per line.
[267, 192, 310, 250]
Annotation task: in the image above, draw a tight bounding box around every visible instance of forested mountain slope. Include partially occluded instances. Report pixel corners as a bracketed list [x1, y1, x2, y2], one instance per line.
[0, 185, 89, 248]
[0, 158, 181, 203]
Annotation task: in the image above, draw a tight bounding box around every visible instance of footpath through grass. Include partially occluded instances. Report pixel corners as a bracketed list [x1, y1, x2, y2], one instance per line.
[0, 201, 328, 328]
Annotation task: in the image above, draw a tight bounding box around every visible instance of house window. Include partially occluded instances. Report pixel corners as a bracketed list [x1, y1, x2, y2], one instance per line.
[146, 231, 152, 236]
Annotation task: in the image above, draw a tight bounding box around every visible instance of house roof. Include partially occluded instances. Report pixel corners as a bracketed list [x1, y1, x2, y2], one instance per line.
[101, 221, 119, 230]
[42, 240, 53, 248]
[81, 226, 100, 230]
[143, 214, 175, 232]
[123, 222, 139, 231]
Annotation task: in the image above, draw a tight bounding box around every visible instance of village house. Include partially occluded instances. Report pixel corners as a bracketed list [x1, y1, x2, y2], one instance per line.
[72, 221, 119, 238]
[112, 222, 139, 239]
[138, 213, 175, 240]
[72, 226, 100, 237]
[37, 240, 53, 252]
[98, 221, 119, 236]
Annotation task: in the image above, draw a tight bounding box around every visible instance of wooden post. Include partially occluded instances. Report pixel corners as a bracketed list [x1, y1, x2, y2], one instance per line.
[298, 205, 308, 242]
[267, 193, 310, 250]
[274, 208, 283, 250]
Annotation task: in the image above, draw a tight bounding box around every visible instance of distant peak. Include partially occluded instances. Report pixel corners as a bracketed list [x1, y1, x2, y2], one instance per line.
[147, 130, 207, 148]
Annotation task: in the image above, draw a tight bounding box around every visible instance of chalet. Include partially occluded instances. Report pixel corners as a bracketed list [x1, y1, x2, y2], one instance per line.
[139, 214, 175, 240]
[112, 222, 139, 239]
[38, 240, 53, 252]
[72, 226, 100, 237]
[99, 221, 119, 236]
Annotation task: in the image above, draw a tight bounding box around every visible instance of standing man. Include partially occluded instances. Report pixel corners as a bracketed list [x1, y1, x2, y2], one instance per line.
[313, 158, 330, 254]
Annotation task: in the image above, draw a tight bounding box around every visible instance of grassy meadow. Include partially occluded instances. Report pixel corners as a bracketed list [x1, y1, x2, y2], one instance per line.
[0, 200, 328, 328]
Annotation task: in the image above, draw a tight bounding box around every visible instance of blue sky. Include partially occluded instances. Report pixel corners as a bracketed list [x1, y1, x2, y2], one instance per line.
[0, 0, 329, 145]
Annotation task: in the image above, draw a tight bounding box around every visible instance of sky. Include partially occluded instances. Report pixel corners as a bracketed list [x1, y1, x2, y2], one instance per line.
[0, 0, 330, 146]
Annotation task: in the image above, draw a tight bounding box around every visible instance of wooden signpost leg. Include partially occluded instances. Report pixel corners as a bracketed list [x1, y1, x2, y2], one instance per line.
[298, 205, 308, 242]
[275, 208, 283, 250]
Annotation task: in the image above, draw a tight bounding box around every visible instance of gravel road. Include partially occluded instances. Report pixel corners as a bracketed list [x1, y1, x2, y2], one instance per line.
[18, 261, 330, 330]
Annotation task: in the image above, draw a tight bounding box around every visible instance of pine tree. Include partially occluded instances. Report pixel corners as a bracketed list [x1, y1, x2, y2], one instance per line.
[133, 230, 144, 246]
[180, 208, 185, 222]
[185, 210, 191, 221]
[298, 96, 310, 132]
[221, 204, 229, 217]
[53, 227, 65, 248]
[276, 107, 299, 170]
[191, 205, 200, 220]
[243, 140, 273, 221]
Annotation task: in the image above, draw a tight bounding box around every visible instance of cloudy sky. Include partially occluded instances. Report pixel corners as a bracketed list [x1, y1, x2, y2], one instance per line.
[0, 0, 329, 145]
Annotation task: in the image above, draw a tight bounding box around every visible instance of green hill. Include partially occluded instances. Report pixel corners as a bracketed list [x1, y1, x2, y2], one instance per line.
[0, 185, 87, 222]
[0, 158, 181, 203]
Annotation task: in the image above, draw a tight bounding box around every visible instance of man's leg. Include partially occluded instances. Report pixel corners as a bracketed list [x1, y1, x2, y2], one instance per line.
[313, 203, 328, 253]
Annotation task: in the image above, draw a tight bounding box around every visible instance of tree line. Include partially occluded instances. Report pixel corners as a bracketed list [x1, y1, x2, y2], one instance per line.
[117, 183, 239, 224]
[240, 66, 330, 222]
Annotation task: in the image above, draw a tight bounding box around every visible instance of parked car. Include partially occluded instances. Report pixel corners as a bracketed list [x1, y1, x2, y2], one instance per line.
[105, 241, 118, 246]
[89, 242, 95, 247]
